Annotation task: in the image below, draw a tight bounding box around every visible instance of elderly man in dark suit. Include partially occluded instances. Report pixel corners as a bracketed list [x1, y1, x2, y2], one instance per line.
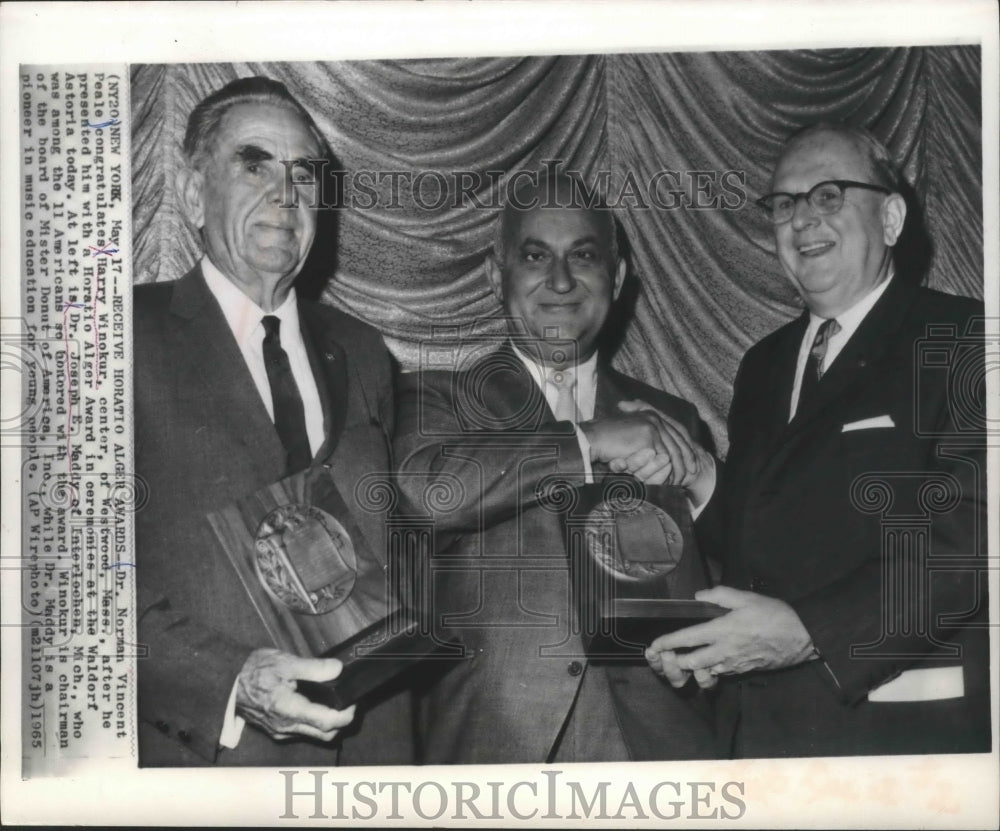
[646, 123, 990, 758]
[394, 173, 717, 764]
[134, 76, 410, 766]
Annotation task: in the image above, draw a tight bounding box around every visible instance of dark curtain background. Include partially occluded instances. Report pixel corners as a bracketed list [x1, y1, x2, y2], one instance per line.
[130, 48, 983, 454]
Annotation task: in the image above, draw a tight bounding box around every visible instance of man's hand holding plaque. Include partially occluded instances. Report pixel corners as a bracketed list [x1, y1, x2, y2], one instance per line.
[208, 465, 460, 719]
[235, 649, 356, 742]
[644, 588, 817, 691]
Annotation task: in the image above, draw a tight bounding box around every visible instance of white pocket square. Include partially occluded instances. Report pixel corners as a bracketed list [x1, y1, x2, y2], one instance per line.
[842, 415, 895, 432]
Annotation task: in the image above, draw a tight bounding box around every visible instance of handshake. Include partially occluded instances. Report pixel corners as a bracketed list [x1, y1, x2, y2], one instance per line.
[579, 399, 715, 508]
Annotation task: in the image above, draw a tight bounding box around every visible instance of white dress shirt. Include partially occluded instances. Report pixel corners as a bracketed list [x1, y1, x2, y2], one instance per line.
[202, 257, 325, 455]
[201, 256, 326, 749]
[789, 275, 894, 421]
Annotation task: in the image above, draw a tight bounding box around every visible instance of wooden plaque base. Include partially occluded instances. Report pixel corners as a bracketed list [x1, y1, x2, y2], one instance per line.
[584, 599, 727, 660]
[298, 612, 463, 709]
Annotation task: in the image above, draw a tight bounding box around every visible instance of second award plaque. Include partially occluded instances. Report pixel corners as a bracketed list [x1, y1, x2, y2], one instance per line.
[563, 476, 726, 659]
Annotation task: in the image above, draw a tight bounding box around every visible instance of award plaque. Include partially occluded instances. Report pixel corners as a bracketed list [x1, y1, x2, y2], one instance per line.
[562, 475, 727, 659]
[207, 465, 460, 709]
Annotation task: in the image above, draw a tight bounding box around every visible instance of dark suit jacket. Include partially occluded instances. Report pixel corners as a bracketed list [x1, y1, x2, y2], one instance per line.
[699, 277, 990, 758]
[134, 265, 412, 766]
[394, 343, 716, 764]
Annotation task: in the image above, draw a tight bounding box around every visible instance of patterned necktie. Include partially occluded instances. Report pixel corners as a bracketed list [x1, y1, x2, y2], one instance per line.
[547, 366, 580, 423]
[797, 317, 841, 414]
[261, 315, 312, 472]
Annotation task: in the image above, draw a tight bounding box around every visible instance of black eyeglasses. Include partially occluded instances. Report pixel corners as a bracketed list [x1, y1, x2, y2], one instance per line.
[756, 180, 891, 225]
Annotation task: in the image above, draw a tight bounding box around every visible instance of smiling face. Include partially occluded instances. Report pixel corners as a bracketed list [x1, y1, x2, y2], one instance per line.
[179, 102, 322, 309]
[772, 129, 905, 318]
[487, 205, 625, 366]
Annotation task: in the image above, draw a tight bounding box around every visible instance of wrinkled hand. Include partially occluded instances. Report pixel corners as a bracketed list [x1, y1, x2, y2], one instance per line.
[644, 586, 816, 690]
[236, 648, 356, 742]
[580, 408, 676, 468]
[606, 400, 714, 503]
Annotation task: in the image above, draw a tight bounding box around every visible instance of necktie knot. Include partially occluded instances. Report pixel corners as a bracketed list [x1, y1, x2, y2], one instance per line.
[548, 366, 576, 389]
[261, 314, 281, 340]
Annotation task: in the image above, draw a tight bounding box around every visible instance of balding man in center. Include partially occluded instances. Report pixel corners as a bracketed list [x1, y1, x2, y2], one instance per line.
[394, 173, 718, 764]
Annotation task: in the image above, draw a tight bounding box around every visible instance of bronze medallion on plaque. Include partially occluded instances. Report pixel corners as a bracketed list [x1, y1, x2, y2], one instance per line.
[208, 465, 460, 709]
[550, 475, 726, 659]
[254, 504, 358, 615]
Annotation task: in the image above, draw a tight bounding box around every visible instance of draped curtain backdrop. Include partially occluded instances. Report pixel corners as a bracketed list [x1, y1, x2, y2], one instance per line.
[131, 48, 983, 454]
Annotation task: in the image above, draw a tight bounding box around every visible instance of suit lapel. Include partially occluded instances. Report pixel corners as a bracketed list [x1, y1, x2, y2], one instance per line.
[486, 342, 552, 427]
[166, 266, 286, 478]
[756, 277, 918, 483]
[782, 277, 916, 441]
[761, 313, 809, 451]
[299, 302, 349, 461]
[594, 366, 628, 419]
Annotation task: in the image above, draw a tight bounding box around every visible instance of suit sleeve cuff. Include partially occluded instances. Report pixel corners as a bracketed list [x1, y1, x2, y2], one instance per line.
[218, 678, 246, 749]
[687, 455, 717, 519]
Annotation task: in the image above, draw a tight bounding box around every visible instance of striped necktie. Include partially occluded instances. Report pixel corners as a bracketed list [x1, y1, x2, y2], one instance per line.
[797, 317, 841, 414]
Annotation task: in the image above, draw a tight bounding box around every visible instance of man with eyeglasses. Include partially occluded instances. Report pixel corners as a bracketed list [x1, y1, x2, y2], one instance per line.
[644, 123, 989, 758]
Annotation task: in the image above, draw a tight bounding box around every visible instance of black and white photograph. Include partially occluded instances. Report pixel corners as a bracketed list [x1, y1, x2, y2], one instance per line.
[2, 1, 997, 827]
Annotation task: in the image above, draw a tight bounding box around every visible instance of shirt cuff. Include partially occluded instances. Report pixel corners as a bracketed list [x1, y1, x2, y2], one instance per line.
[574, 425, 594, 484]
[687, 455, 717, 520]
[218, 678, 246, 749]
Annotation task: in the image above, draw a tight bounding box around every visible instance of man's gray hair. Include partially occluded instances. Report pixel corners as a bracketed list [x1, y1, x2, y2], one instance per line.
[182, 75, 328, 169]
[783, 121, 904, 192]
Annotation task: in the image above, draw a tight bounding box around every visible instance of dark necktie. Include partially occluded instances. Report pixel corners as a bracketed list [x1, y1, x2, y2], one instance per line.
[797, 317, 841, 414]
[261, 315, 312, 472]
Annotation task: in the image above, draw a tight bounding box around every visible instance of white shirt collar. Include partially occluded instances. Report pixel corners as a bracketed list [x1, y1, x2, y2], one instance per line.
[201, 255, 300, 347]
[510, 342, 600, 421]
[807, 271, 894, 341]
[511, 342, 599, 388]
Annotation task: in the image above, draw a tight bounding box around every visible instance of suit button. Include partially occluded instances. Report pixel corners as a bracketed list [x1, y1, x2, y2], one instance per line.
[567, 661, 583, 677]
[750, 577, 767, 592]
[154, 720, 169, 734]
[177, 729, 191, 743]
